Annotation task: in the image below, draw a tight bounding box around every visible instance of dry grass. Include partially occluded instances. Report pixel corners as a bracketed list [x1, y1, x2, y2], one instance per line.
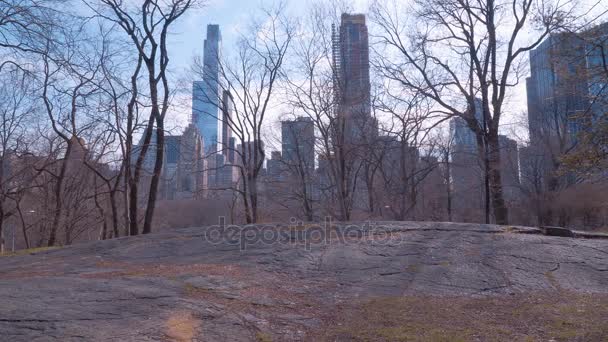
[316, 292, 608, 341]
[0, 246, 58, 257]
[255, 332, 273, 342]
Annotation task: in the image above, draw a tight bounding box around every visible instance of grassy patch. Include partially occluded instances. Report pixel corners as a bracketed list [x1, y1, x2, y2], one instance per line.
[317, 292, 608, 341]
[0, 246, 58, 257]
[255, 332, 273, 342]
[183, 283, 214, 296]
[405, 264, 420, 273]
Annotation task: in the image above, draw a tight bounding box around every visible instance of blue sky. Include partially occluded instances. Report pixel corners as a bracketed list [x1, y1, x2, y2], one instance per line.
[169, 0, 369, 74]
[163, 0, 607, 143]
[164, 0, 370, 134]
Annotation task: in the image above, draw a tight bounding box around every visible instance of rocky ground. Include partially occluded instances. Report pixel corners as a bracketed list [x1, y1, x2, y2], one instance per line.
[0, 221, 607, 341]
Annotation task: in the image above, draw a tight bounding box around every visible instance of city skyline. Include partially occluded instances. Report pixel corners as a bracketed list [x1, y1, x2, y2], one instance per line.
[2, 2, 606, 337]
[164, 1, 607, 143]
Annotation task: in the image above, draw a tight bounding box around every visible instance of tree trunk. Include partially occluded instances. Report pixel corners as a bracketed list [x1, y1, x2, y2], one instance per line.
[128, 116, 155, 236]
[49, 145, 71, 247]
[0, 214, 4, 254]
[487, 133, 509, 225]
[366, 167, 376, 216]
[241, 171, 253, 224]
[109, 189, 119, 238]
[16, 204, 30, 249]
[142, 120, 164, 234]
[93, 188, 107, 240]
[123, 176, 130, 236]
[483, 148, 491, 224]
[249, 175, 259, 223]
[299, 173, 314, 221]
[128, 179, 139, 235]
[445, 152, 453, 221]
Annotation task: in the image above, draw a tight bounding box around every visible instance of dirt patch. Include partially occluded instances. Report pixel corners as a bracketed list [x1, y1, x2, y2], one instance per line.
[315, 292, 608, 341]
[164, 311, 199, 342]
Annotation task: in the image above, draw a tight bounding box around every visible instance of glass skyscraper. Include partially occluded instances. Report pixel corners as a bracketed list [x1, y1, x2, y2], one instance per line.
[449, 98, 483, 151]
[526, 23, 608, 145]
[193, 24, 222, 155]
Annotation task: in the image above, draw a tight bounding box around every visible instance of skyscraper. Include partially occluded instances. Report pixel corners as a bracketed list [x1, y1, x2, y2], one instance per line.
[524, 23, 608, 191]
[133, 125, 207, 200]
[498, 135, 520, 201]
[193, 24, 222, 154]
[333, 14, 374, 141]
[449, 99, 484, 222]
[281, 117, 315, 173]
[266, 151, 284, 181]
[526, 23, 608, 146]
[449, 99, 483, 152]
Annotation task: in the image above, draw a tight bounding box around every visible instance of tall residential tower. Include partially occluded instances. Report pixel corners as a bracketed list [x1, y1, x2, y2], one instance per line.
[193, 24, 222, 154]
[332, 14, 375, 141]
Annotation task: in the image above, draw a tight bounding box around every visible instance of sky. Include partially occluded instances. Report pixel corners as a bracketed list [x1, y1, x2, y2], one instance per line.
[164, 0, 607, 144]
[169, 0, 369, 74]
[164, 0, 370, 140]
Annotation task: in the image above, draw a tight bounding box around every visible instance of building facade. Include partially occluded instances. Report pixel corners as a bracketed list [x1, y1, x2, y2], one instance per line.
[193, 24, 222, 155]
[333, 13, 375, 142]
[526, 23, 608, 147]
[449, 99, 484, 221]
[133, 125, 207, 200]
[281, 117, 315, 174]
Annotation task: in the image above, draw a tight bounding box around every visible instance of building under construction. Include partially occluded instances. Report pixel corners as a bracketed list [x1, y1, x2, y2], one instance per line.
[332, 13, 375, 144]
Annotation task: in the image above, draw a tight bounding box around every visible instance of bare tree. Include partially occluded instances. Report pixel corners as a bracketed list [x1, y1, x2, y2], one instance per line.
[0, 67, 38, 252]
[371, 0, 578, 224]
[192, 3, 294, 223]
[0, 0, 60, 71]
[429, 127, 456, 222]
[271, 115, 316, 221]
[87, 0, 199, 234]
[283, 1, 366, 221]
[372, 85, 440, 221]
[40, 20, 104, 245]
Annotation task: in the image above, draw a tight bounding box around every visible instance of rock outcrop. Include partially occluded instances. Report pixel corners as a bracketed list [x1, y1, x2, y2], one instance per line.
[0, 222, 607, 341]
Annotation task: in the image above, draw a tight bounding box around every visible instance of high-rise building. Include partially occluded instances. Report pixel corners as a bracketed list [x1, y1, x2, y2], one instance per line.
[524, 23, 608, 192]
[266, 151, 284, 181]
[178, 123, 207, 197]
[498, 135, 520, 201]
[448, 101, 521, 220]
[133, 124, 207, 200]
[281, 117, 315, 173]
[237, 140, 265, 174]
[332, 14, 375, 141]
[193, 24, 222, 154]
[333, 14, 371, 113]
[227, 137, 236, 164]
[330, 13, 376, 213]
[449, 99, 484, 221]
[526, 22, 608, 146]
[162, 135, 181, 199]
[449, 98, 483, 151]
